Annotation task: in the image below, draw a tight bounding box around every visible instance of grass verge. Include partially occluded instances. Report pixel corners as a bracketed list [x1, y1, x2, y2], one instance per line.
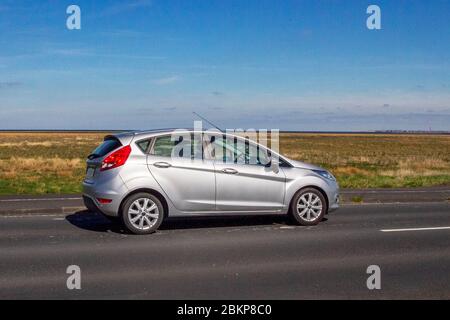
[0, 132, 449, 195]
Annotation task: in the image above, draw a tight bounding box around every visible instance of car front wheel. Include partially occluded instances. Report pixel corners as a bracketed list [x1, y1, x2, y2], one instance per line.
[121, 193, 164, 235]
[290, 188, 327, 226]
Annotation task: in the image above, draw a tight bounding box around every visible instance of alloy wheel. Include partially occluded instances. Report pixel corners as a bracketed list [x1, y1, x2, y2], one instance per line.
[127, 198, 160, 230]
[296, 192, 323, 222]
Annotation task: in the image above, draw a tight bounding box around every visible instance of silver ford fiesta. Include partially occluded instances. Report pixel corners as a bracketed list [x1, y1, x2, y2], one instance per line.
[83, 129, 339, 234]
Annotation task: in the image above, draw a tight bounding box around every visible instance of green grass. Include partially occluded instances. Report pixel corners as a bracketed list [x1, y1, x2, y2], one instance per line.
[351, 196, 364, 203]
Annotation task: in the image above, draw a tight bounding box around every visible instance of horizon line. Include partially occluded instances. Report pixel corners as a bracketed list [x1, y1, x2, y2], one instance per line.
[0, 129, 449, 135]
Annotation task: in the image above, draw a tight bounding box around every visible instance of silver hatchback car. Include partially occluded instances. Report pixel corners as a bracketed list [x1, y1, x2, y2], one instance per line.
[83, 129, 339, 234]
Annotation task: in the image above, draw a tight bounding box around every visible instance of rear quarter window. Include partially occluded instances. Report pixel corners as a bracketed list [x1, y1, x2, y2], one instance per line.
[136, 139, 151, 153]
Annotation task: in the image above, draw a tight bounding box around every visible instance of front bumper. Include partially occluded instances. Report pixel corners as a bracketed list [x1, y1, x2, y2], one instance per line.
[328, 193, 339, 212]
[325, 181, 340, 213]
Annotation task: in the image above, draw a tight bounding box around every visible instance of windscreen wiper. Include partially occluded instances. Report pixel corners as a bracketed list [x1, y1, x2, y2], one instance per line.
[87, 153, 100, 160]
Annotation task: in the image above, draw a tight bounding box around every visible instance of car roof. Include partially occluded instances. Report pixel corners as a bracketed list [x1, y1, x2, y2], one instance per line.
[109, 128, 293, 166]
[112, 128, 283, 143]
[135, 128, 193, 137]
[113, 128, 224, 139]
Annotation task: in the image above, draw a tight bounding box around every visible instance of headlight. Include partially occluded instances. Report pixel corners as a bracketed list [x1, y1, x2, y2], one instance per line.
[313, 169, 336, 181]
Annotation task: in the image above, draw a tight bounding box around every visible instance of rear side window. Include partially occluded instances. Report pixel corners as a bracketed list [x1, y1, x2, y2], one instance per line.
[151, 135, 179, 157]
[89, 138, 122, 159]
[150, 134, 203, 159]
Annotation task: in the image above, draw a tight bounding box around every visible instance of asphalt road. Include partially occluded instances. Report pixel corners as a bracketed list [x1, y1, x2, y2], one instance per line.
[1, 187, 449, 215]
[0, 202, 449, 299]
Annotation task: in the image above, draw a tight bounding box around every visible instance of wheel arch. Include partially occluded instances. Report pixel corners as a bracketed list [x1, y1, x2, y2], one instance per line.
[119, 188, 169, 218]
[288, 185, 329, 214]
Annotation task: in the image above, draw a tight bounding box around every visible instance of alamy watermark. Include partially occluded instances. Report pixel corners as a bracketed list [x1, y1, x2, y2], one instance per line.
[367, 5, 381, 30]
[366, 265, 381, 290]
[166, 121, 280, 171]
[66, 5, 81, 30]
[65, 4, 381, 31]
[66, 265, 81, 290]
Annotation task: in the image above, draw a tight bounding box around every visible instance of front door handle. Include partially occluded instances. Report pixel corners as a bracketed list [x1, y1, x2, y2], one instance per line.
[222, 168, 238, 174]
[154, 162, 172, 168]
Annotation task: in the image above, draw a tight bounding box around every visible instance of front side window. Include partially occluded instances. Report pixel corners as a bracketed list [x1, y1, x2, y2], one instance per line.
[207, 135, 270, 166]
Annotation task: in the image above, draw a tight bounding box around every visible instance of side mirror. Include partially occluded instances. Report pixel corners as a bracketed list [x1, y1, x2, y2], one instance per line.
[270, 158, 280, 173]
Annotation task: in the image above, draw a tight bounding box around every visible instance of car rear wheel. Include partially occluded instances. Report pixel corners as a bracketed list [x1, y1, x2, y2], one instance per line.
[121, 193, 164, 235]
[290, 188, 327, 226]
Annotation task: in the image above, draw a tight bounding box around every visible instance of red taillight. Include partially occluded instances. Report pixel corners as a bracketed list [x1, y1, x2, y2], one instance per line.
[100, 145, 131, 171]
[97, 198, 112, 204]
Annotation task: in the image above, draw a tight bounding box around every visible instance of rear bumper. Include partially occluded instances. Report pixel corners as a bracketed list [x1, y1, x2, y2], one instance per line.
[82, 180, 126, 217]
[82, 195, 103, 215]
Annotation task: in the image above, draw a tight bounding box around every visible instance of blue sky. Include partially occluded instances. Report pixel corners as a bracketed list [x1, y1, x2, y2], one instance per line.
[0, 0, 449, 130]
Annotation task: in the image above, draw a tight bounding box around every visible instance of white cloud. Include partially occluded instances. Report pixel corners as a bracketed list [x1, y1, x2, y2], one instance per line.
[0, 81, 23, 89]
[44, 48, 165, 60]
[152, 75, 181, 85]
[46, 48, 92, 57]
[102, 0, 152, 16]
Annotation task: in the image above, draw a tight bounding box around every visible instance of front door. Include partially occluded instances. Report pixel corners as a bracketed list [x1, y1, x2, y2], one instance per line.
[208, 135, 286, 212]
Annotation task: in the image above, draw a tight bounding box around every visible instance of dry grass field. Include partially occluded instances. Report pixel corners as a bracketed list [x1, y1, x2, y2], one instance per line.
[0, 132, 449, 195]
[0, 132, 104, 194]
[280, 133, 450, 189]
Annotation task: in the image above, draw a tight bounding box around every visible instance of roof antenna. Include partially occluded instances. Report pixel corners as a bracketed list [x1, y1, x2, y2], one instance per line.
[192, 112, 224, 133]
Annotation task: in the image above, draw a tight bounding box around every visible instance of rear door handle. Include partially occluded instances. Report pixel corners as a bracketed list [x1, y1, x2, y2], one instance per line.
[222, 168, 238, 174]
[154, 162, 172, 168]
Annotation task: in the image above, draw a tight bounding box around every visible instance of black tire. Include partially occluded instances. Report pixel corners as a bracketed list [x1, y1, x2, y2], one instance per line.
[121, 192, 164, 235]
[289, 188, 327, 226]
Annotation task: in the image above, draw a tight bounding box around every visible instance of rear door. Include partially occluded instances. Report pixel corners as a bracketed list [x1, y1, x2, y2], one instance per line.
[147, 133, 216, 212]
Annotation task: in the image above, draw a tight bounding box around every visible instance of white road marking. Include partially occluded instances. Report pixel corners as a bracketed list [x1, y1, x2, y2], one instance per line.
[381, 226, 450, 233]
[1, 214, 66, 218]
[0, 197, 82, 202]
[341, 201, 448, 206]
[343, 190, 450, 194]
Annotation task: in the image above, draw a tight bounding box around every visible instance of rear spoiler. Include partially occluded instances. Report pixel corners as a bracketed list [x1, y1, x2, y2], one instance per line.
[104, 132, 135, 146]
